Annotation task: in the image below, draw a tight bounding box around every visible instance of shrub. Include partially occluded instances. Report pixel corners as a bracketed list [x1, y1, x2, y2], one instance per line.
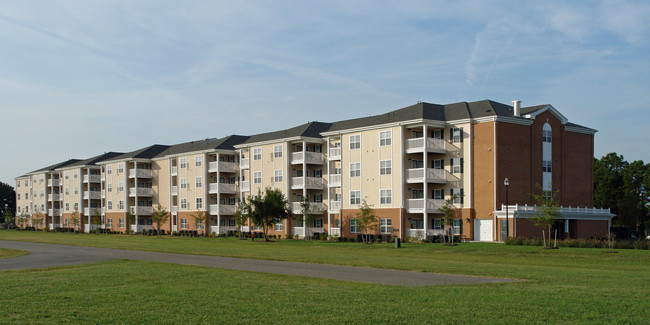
[285, 234, 292, 239]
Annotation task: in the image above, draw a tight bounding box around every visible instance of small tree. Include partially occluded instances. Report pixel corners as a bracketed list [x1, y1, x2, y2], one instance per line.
[235, 198, 250, 237]
[295, 196, 314, 241]
[531, 185, 561, 248]
[439, 194, 459, 245]
[356, 199, 377, 244]
[126, 208, 136, 233]
[32, 211, 44, 229]
[249, 188, 289, 242]
[17, 212, 27, 229]
[3, 209, 14, 226]
[151, 205, 169, 236]
[70, 208, 80, 231]
[91, 208, 102, 232]
[191, 210, 207, 236]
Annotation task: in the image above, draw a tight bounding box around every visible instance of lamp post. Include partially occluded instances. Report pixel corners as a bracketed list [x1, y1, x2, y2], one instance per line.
[504, 178, 509, 239]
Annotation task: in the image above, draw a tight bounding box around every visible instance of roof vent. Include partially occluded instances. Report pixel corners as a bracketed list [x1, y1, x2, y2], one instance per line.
[512, 100, 521, 117]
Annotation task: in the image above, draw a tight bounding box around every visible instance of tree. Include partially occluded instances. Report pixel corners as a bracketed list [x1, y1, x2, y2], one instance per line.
[531, 185, 561, 248]
[439, 194, 460, 245]
[17, 212, 28, 229]
[619, 160, 648, 238]
[248, 188, 289, 242]
[0, 181, 16, 222]
[151, 205, 169, 236]
[91, 208, 102, 232]
[295, 196, 314, 241]
[594, 153, 627, 216]
[191, 210, 207, 236]
[235, 198, 250, 237]
[356, 199, 377, 244]
[126, 208, 136, 233]
[3, 209, 14, 226]
[32, 211, 44, 229]
[70, 208, 80, 231]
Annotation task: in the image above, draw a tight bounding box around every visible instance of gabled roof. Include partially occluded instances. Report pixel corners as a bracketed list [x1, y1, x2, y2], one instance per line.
[155, 135, 250, 158]
[60, 152, 124, 169]
[27, 159, 82, 175]
[237, 122, 331, 146]
[100, 144, 171, 164]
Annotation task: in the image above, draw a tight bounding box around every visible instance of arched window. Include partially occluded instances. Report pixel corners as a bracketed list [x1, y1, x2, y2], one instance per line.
[542, 123, 552, 190]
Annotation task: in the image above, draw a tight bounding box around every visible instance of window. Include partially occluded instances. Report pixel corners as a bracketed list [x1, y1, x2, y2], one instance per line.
[543, 190, 551, 201]
[107, 201, 113, 211]
[313, 194, 322, 203]
[451, 127, 463, 143]
[349, 135, 360, 149]
[433, 189, 444, 200]
[274, 170, 283, 183]
[25, 193, 28, 199]
[119, 218, 124, 228]
[196, 198, 203, 210]
[411, 160, 423, 168]
[410, 218, 423, 229]
[253, 148, 262, 160]
[411, 130, 423, 138]
[312, 218, 322, 228]
[179, 158, 187, 169]
[74, 187, 78, 195]
[64, 218, 69, 227]
[196, 219, 203, 230]
[453, 219, 462, 235]
[451, 158, 463, 174]
[41, 204, 45, 212]
[350, 190, 361, 205]
[543, 130, 552, 143]
[543, 160, 552, 173]
[181, 218, 187, 229]
[25, 180, 28, 186]
[411, 189, 424, 199]
[451, 188, 464, 204]
[195, 156, 202, 167]
[274, 221, 283, 231]
[17, 194, 20, 200]
[350, 163, 361, 177]
[107, 166, 112, 175]
[254, 172, 262, 184]
[118, 163, 124, 173]
[432, 129, 443, 139]
[380, 189, 392, 204]
[73, 171, 78, 179]
[180, 178, 187, 189]
[195, 177, 202, 188]
[380, 131, 392, 146]
[380, 160, 392, 175]
[74, 202, 79, 211]
[380, 218, 392, 234]
[434, 219, 442, 229]
[118, 201, 124, 210]
[118, 182, 124, 192]
[181, 198, 187, 209]
[107, 183, 112, 193]
[65, 203, 69, 211]
[229, 219, 235, 227]
[107, 218, 112, 228]
[313, 169, 322, 178]
[350, 218, 359, 233]
[274, 145, 283, 158]
[40, 190, 44, 197]
[432, 159, 443, 169]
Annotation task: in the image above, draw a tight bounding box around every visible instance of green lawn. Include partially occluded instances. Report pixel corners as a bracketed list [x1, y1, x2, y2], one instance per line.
[0, 230, 648, 324]
[0, 248, 28, 259]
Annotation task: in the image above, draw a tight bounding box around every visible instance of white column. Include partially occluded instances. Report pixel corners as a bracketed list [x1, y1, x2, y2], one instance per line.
[302, 141, 307, 233]
[422, 124, 428, 238]
[326, 138, 331, 235]
[134, 162, 138, 232]
[216, 153, 221, 235]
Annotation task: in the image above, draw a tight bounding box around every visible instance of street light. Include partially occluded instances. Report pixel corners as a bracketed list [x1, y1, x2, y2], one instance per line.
[504, 178, 509, 239]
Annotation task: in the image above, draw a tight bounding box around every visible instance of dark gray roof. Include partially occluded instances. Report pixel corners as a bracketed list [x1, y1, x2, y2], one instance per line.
[520, 105, 548, 115]
[28, 159, 82, 174]
[64, 152, 124, 168]
[107, 144, 171, 161]
[156, 135, 250, 157]
[565, 122, 593, 130]
[239, 122, 332, 145]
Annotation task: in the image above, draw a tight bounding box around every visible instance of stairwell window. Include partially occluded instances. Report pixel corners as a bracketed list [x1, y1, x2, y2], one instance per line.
[253, 148, 262, 160]
[543, 160, 552, 173]
[380, 130, 392, 146]
[349, 135, 360, 149]
[543, 129, 552, 143]
[350, 163, 361, 177]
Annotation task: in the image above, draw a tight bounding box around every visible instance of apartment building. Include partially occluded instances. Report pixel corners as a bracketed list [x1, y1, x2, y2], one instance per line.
[15, 100, 613, 240]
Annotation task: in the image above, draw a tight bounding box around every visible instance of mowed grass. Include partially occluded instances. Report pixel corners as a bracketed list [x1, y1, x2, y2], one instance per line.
[0, 248, 29, 259]
[0, 230, 648, 324]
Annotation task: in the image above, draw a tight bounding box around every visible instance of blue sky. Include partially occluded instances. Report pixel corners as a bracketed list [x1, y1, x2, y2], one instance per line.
[1, 0, 649, 185]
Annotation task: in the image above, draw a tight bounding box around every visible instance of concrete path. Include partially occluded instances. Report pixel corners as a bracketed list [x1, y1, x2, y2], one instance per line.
[0, 240, 515, 286]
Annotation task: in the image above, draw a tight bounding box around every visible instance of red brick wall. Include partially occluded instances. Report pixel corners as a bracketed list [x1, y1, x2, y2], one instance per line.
[562, 132, 594, 207]
[575, 219, 608, 239]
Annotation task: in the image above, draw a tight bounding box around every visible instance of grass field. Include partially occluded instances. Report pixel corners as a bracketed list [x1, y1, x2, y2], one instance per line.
[0, 248, 28, 259]
[1, 230, 648, 324]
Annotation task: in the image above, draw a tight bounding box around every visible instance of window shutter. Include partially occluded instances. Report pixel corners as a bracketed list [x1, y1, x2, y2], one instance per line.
[460, 127, 464, 142]
[449, 128, 453, 140]
[450, 188, 454, 198]
[442, 189, 445, 199]
[440, 130, 444, 139]
[460, 189, 464, 204]
[460, 158, 464, 173]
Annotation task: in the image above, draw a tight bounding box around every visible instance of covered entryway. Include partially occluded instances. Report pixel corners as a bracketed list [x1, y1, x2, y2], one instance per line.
[474, 219, 493, 241]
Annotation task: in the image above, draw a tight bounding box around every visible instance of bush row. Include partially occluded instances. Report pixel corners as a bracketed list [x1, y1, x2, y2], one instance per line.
[504, 237, 649, 250]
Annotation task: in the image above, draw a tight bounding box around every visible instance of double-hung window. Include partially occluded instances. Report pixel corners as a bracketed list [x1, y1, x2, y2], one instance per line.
[195, 177, 202, 188]
[180, 198, 187, 209]
[379, 131, 392, 146]
[543, 160, 552, 173]
[107, 201, 112, 211]
[350, 163, 361, 177]
[274, 145, 282, 158]
[253, 148, 262, 160]
[180, 178, 187, 189]
[274, 170, 283, 183]
[380, 189, 392, 204]
[195, 156, 202, 167]
[181, 218, 187, 229]
[349, 135, 360, 149]
[350, 218, 359, 233]
[543, 130, 552, 143]
[350, 190, 361, 205]
[254, 172, 262, 184]
[451, 188, 464, 204]
[180, 158, 187, 169]
[451, 158, 463, 174]
[380, 160, 391, 175]
[118, 201, 124, 210]
[118, 182, 124, 192]
[196, 198, 203, 210]
[380, 218, 392, 234]
[451, 127, 463, 143]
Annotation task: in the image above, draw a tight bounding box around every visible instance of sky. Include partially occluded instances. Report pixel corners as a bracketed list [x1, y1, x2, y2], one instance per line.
[1, 0, 649, 186]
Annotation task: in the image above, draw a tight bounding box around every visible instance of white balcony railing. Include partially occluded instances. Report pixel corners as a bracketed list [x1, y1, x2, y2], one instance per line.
[208, 204, 237, 215]
[135, 206, 153, 215]
[83, 191, 101, 200]
[171, 206, 178, 214]
[171, 166, 178, 176]
[47, 179, 61, 187]
[47, 193, 60, 201]
[329, 201, 341, 212]
[291, 177, 325, 190]
[83, 207, 101, 216]
[291, 202, 326, 214]
[101, 173, 105, 181]
[101, 190, 106, 198]
[328, 174, 341, 187]
[128, 169, 153, 178]
[208, 161, 238, 173]
[405, 137, 446, 153]
[291, 152, 325, 165]
[48, 209, 62, 216]
[406, 168, 446, 184]
[330, 227, 341, 236]
[240, 158, 250, 169]
[83, 174, 101, 183]
[130, 225, 153, 233]
[129, 187, 154, 197]
[208, 183, 237, 194]
[405, 198, 445, 213]
[328, 147, 341, 160]
[171, 186, 178, 195]
[499, 204, 613, 216]
[240, 181, 250, 192]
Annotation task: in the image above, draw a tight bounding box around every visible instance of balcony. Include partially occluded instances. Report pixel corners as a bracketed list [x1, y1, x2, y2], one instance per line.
[83, 174, 101, 183]
[291, 177, 325, 190]
[208, 183, 237, 195]
[405, 198, 445, 213]
[406, 168, 446, 184]
[83, 207, 101, 216]
[210, 225, 237, 235]
[134, 206, 153, 215]
[291, 202, 326, 214]
[209, 204, 236, 215]
[329, 201, 341, 212]
[291, 152, 325, 165]
[129, 169, 153, 179]
[101, 173, 105, 181]
[130, 225, 153, 233]
[48, 209, 62, 216]
[405, 137, 446, 154]
[328, 147, 341, 160]
[171, 206, 178, 214]
[129, 187, 154, 197]
[208, 161, 238, 173]
[47, 179, 61, 187]
[171, 166, 177, 176]
[240, 158, 250, 169]
[101, 190, 105, 198]
[240, 181, 250, 192]
[47, 193, 60, 202]
[171, 186, 178, 196]
[328, 174, 341, 187]
[83, 191, 101, 200]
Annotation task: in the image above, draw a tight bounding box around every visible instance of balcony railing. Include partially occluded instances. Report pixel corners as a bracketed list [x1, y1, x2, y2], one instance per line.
[83, 191, 101, 200]
[171, 206, 178, 214]
[83, 207, 101, 216]
[405, 198, 445, 213]
[291, 152, 325, 165]
[128, 169, 153, 178]
[129, 187, 154, 197]
[328, 147, 341, 160]
[171, 186, 178, 195]
[499, 204, 613, 216]
[101, 190, 106, 198]
[171, 166, 178, 176]
[291, 202, 326, 214]
[101, 173, 105, 181]
[405, 137, 446, 153]
[135, 206, 153, 215]
[330, 227, 341, 236]
[47, 179, 61, 187]
[240, 158, 250, 169]
[208, 161, 238, 173]
[130, 225, 153, 233]
[48, 209, 62, 216]
[329, 201, 341, 212]
[208, 204, 236, 215]
[328, 174, 341, 187]
[405, 168, 446, 184]
[240, 181, 250, 192]
[47, 193, 60, 201]
[208, 183, 237, 194]
[291, 177, 325, 190]
[83, 174, 101, 183]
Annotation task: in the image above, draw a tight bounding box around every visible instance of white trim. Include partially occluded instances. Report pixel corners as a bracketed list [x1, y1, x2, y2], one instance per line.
[234, 136, 324, 149]
[523, 105, 568, 124]
[565, 125, 597, 134]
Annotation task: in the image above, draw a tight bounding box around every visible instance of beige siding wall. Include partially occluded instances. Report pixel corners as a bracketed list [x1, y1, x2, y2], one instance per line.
[176, 153, 207, 212]
[104, 161, 128, 212]
[154, 159, 171, 209]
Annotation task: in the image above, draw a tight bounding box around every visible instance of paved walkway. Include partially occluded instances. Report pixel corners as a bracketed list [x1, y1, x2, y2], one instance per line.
[0, 240, 515, 286]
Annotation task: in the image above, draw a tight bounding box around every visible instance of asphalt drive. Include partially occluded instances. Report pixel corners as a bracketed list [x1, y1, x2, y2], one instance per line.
[0, 240, 516, 286]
